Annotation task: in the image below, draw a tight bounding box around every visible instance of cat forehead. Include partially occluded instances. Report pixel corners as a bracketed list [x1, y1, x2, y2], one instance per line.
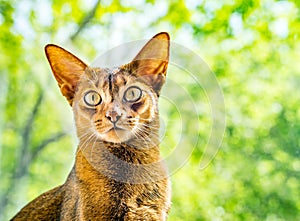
[78, 66, 149, 94]
[81, 67, 131, 84]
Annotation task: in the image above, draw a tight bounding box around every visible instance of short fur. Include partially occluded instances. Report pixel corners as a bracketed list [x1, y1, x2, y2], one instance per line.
[11, 32, 171, 221]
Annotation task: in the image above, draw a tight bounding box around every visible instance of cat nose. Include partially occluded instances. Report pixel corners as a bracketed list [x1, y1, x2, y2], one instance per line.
[105, 110, 121, 124]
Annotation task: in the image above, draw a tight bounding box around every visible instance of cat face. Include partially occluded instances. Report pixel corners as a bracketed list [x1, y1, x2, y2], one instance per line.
[45, 32, 170, 144]
[73, 67, 158, 143]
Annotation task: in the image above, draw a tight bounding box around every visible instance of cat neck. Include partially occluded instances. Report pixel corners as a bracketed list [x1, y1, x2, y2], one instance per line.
[75, 139, 167, 184]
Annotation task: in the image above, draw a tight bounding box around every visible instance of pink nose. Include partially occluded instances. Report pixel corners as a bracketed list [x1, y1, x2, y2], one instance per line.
[105, 110, 121, 123]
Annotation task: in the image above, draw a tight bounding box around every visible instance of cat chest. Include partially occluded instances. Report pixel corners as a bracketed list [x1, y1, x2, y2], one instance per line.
[79, 181, 164, 220]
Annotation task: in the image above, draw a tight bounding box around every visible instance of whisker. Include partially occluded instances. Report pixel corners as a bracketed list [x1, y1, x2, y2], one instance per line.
[134, 122, 160, 131]
[138, 123, 160, 130]
[76, 132, 98, 167]
[89, 135, 99, 163]
[137, 116, 178, 124]
[76, 124, 95, 132]
[122, 121, 160, 130]
[78, 128, 94, 140]
[78, 131, 97, 152]
[132, 129, 149, 147]
[133, 126, 160, 148]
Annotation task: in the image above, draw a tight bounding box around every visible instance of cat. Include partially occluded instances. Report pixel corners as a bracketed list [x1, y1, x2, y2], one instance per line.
[11, 32, 171, 220]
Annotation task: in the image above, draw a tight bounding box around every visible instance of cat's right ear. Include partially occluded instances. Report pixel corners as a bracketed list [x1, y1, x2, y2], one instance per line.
[45, 44, 87, 106]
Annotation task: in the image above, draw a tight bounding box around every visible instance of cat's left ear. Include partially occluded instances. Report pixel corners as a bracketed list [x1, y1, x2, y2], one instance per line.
[130, 32, 170, 95]
[45, 44, 87, 106]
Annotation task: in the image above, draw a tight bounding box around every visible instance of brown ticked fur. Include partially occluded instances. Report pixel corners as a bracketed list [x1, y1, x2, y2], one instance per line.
[11, 33, 171, 220]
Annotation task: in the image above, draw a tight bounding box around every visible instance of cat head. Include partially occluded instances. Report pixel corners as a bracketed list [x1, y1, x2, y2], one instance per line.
[45, 32, 170, 144]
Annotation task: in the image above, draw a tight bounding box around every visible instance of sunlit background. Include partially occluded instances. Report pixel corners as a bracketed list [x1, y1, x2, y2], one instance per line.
[0, 0, 300, 220]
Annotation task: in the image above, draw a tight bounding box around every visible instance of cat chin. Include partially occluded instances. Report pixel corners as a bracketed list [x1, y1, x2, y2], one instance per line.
[97, 128, 133, 143]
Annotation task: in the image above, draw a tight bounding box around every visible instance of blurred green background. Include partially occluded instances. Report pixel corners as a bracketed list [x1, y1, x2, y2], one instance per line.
[1, 0, 300, 220]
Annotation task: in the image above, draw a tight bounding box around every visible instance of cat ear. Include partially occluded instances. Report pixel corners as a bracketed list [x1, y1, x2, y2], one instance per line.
[45, 44, 87, 105]
[131, 32, 170, 95]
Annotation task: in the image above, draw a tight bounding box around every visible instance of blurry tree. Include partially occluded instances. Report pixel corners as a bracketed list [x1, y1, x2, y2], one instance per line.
[0, 0, 299, 220]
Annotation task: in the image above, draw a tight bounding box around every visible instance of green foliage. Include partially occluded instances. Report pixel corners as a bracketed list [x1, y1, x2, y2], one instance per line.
[1, 0, 299, 220]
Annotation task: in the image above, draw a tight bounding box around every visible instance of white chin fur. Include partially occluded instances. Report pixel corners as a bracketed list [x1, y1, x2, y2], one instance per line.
[97, 129, 132, 143]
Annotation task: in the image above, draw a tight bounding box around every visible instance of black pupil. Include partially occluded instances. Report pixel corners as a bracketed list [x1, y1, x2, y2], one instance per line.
[125, 87, 141, 102]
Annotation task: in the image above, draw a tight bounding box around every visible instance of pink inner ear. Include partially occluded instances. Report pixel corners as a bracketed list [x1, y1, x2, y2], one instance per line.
[130, 34, 170, 94]
[50, 57, 87, 87]
[45, 44, 88, 105]
[142, 74, 166, 94]
[131, 58, 168, 94]
[60, 83, 76, 106]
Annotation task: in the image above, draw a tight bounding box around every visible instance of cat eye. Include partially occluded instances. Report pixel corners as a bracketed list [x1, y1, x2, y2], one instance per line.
[124, 86, 142, 102]
[84, 91, 102, 106]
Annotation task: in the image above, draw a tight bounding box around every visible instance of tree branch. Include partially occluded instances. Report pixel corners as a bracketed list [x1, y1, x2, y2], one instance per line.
[70, 0, 101, 41]
[16, 90, 44, 178]
[0, 131, 67, 214]
[31, 132, 67, 161]
[0, 91, 44, 214]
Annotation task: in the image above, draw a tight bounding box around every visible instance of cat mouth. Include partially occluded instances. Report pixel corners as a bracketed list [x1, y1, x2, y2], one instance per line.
[103, 126, 131, 143]
[107, 126, 125, 132]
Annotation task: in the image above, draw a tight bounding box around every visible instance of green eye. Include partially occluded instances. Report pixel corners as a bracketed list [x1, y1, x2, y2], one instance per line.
[124, 86, 142, 102]
[84, 91, 102, 106]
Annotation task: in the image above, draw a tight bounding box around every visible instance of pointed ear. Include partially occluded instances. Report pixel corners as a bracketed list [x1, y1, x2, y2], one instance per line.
[45, 44, 87, 105]
[131, 32, 170, 95]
